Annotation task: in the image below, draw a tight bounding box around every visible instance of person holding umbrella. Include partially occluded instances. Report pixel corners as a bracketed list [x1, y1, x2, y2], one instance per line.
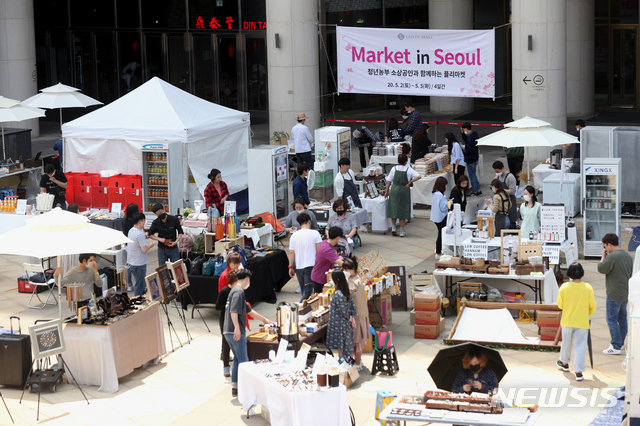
[451, 346, 499, 394]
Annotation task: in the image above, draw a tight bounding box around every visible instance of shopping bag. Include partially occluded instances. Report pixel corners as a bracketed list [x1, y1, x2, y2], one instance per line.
[374, 325, 393, 352]
[213, 256, 227, 277]
[193, 232, 206, 254]
[202, 257, 216, 276]
[233, 244, 249, 267]
[191, 255, 205, 275]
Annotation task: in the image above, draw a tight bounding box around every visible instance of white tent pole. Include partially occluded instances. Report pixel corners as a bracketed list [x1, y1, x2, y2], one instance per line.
[1, 122, 5, 161]
[59, 109, 63, 133]
[58, 254, 62, 320]
[526, 147, 530, 184]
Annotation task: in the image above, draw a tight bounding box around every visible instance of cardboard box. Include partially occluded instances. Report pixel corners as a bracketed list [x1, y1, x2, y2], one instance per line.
[540, 326, 562, 341]
[213, 236, 244, 254]
[363, 334, 373, 353]
[339, 365, 360, 388]
[414, 294, 440, 311]
[414, 317, 445, 339]
[537, 311, 562, 327]
[410, 309, 415, 326]
[414, 309, 441, 325]
[368, 293, 392, 328]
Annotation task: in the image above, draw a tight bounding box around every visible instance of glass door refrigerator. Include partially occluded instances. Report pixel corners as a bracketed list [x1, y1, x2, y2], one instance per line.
[247, 145, 290, 220]
[315, 126, 351, 175]
[583, 157, 621, 257]
[141, 141, 183, 226]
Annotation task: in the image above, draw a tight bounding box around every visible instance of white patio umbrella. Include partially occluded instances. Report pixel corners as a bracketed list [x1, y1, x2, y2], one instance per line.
[21, 83, 103, 132]
[0, 96, 46, 160]
[0, 208, 131, 319]
[477, 116, 579, 179]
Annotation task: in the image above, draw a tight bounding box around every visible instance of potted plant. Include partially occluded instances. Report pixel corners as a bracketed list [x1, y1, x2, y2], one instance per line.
[270, 131, 290, 146]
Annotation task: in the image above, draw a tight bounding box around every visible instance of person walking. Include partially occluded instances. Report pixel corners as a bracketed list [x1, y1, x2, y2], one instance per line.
[384, 154, 421, 237]
[223, 269, 271, 397]
[598, 233, 633, 355]
[461, 122, 481, 196]
[505, 147, 525, 185]
[342, 257, 370, 371]
[216, 270, 239, 378]
[556, 262, 597, 381]
[493, 161, 518, 228]
[431, 176, 449, 260]
[404, 102, 423, 137]
[288, 213, 322, 301]
[292, 163, 311, 206]
[446, 132, 466, 186]
[326, 270, 357, 362]
[352, 126, 376, 169]
[126, 212, 155, 296]
[292, 112, 314, 170]
[485, 179, 512, 234]
[311, 227, 345, 293]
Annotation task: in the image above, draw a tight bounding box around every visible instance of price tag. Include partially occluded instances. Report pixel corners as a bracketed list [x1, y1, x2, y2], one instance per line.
[463, 242, 488, 260]
[541, 205, 565, 240]
[542, 245, 560, 265]
[564, 243, 576, 266]
[111, 203, 122, 214]
[16, 199, 27, 215]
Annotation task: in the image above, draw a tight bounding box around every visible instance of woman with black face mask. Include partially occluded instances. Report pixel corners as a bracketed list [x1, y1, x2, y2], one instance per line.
[326, 199, 357, 256]
[451, 348, 499, 394]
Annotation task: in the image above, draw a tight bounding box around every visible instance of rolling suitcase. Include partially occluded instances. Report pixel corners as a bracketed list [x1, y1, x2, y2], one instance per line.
[0, 316, 33, 387]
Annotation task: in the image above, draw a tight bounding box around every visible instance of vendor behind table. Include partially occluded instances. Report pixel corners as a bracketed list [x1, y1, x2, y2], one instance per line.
[451, 347, 499, 394]
[334, 157, 362, 208]
[147, 203, 183, 266]
[40, 163, 68, 210]
[54, 253, 101, 300]
[352, 126, 376, 169]
[519, 185, 541, 238]
[385, 118, 405, 142]
[409, 124, 430, 165]
[285, 197, 318, 232]
[449, 175, 470, 215]
[326, 199, 357, 256]
[204, 168, 229, 216]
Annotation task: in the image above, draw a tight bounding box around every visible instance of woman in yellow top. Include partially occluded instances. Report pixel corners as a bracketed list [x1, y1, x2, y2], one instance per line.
[556, 262, 597, 381]
[484, 179, 512, 234]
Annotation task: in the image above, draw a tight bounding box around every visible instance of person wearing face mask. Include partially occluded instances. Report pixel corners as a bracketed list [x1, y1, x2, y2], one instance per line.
[562, 119, 585, 174]
[409, 124, 431, 165]
[327, 199, 358, 256]
[147, 203, 184, 265]
[288, 213, 322, 301]
[431, 177, 449, 260]
[452, 348, 499, 394]
[285, 197, 318, 232]
[445, 132, 466, 186]
[449, 175, 470, 215]
[519, 185, 541, 237]
[461, 122, 481, 196]
[311, 226, 345, 293]
[342, 257, 369, 372]
[386, 118, 405, 142]
[223, 269, 272, 397]
[334, 157, 362, 208]
[385, 154, 421, 237]
[485, 179, 512, 233]
[493, 161, 518, 228]
[400, 107, 410, 131]
[404, 101, 423, 137]
[40, 163, 68, 209]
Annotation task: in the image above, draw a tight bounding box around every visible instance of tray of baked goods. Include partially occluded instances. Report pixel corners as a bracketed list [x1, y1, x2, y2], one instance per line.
[423, 390, 503, 414]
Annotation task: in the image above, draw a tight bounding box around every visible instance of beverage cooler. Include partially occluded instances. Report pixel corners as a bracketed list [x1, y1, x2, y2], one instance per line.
[141, 142, 182, 224]
[582, 158, 621, 257]
[314, 126, 351, 175]
[247, 145, 290, 220]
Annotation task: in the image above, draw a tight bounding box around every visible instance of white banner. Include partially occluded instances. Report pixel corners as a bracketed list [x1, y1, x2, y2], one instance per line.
[336, 27, 495, 98]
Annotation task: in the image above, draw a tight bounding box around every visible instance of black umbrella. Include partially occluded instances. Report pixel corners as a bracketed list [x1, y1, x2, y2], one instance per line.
[427, 342, 508, 391]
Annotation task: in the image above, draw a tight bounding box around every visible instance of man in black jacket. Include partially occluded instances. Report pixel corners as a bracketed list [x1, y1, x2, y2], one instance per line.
[461, 122, 481, 196]
[353, 126, 376, 169]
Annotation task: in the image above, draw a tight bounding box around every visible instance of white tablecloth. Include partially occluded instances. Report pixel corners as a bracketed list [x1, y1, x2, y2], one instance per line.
[359, 193, 414, 233]
[433, 269, 559, 304]
[238, 362, 351, 426]
[412, 171, 455, 205]
[63, 302, 166, 393]
[0, 212, 31, 235]
[370, 155, 399, 165]
[532, 162, 568, 190]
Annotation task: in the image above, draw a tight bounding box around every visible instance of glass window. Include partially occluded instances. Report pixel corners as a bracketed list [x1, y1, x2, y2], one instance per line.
[241, 0, 266, 29]
[611, 0, 639, 24]
[245, 37, 267, 110]
[595, 0, 609, 23]
[50, 32, 72, 85]
[72, 33, 96, 97]
[594, 26, 609, 105]
[35, 31, 49, 89]
[385, 4, 428, 28]
[144, 35, 165, 80]
[96, 33, 118, 103]
[167, 35, 190, 90]
[141, 0, 186, 29]
[189, 0, 239, 30]
[218, 37, 239, 108]
[474, 0, 504, 24]
[70, 0, 115, 27]
[193, 36, 216, 101]
[326, 0, 382, 27]
[117, 0, 140, 28]
[34, 0, 69, 28]
[119, 32, 142, 93]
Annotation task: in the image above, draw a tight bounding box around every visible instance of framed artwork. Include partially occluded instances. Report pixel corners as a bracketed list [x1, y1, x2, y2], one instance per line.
[156, 264, 177, 304]
[169, 259, 190, 292]
[145, 273, 162, 302]
[29, 320, 66, 360]
[224, 201, 237, 215]
[501, 229, 521, 266]
[365, 181, 379, 199]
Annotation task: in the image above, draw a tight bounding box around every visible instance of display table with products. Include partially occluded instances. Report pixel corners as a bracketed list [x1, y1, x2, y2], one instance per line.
[531, 161, 574, 191]
[63, 302, 166, 393]
[238, 362, 351, 426]
[360, 193, 414, 233]
[90, 218, 123, 231]
[412, 171, 455, 205]
[182, 250, 289, 312]
[183, 223, 274, 248]
[433, 269, 558, 304]
[247, 324, 328, 361]
[459, 237, 574, 266]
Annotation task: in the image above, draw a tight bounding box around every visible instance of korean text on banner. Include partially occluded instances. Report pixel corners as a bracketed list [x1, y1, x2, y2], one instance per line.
[336, 27, 495, 98]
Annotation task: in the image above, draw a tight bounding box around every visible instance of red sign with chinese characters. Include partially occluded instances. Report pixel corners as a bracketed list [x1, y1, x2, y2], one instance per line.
[194, 16, 266, 30]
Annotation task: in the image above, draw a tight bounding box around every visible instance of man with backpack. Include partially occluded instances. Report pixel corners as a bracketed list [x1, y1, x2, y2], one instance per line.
[493, 161, 518, 228]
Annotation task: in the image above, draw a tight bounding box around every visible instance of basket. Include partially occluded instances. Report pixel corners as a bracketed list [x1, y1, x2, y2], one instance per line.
[358, 250, 388, 279]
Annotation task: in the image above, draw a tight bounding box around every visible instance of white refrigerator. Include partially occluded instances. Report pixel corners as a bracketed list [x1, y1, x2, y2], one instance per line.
[247, 145, 290, 220]
[141, 141, 183, 225]
[582, 157, 621, 257]
[542, 173, 582, 217]
[314, 126, 351, 178]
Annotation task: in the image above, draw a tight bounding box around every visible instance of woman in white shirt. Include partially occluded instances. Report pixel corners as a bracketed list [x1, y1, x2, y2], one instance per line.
[519, 185, 541, 237]
[430, 176, 449, 259]
[384, 154, 421, 237]
[445, 132, 466, 187]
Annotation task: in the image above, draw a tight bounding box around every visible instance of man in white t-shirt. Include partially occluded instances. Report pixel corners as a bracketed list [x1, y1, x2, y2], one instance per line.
[288, 213, 322, 301]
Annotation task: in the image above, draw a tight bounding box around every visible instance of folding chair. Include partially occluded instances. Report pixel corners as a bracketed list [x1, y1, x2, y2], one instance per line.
[23, 263, 57, 310]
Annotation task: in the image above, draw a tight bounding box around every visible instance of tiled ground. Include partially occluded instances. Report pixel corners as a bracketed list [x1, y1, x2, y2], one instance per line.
[0, 138, 635, 425]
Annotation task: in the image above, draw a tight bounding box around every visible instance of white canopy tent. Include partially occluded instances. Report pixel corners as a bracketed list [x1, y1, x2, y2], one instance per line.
[61, 77, 250, 200]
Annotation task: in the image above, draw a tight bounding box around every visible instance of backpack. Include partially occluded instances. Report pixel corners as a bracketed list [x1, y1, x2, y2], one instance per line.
[232, 244, 249, 267]
[191, 255, 205, 275]
[193, 232, 206, 254]
[202, 257, 216, 276]
[178, 231, 195, 255]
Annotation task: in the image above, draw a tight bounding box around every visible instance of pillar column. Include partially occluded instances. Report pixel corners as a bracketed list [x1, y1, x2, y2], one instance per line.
[266, 0, 320, 143]
[428, 0, 474, 115]
[566, 0, 594, 118]
[0, 0, 39, 137]
[512, 0, 566, 160]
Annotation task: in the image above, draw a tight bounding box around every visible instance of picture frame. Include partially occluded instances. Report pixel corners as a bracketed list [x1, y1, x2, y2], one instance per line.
[224, 201, 237, 215]
[500, 229, 521, 266]
[365, 181, 379, 199]
[145, 273, 162, 302]
[155, 264, 177, 304]
[169, 259, 190, 292]
[29, 319, 66, 360]
[77, 306, 89, 324]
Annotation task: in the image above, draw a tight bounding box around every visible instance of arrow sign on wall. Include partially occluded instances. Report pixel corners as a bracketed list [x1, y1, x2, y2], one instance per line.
[523, 76, 531, 85]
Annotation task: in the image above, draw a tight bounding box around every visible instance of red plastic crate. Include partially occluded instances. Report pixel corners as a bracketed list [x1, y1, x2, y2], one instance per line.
[108, 186, 128, 208]
[92, 185, 110, 209]
[65, 172, 98, 205]
[125, 187, 143, 211]
[109, 174, 142, 190]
